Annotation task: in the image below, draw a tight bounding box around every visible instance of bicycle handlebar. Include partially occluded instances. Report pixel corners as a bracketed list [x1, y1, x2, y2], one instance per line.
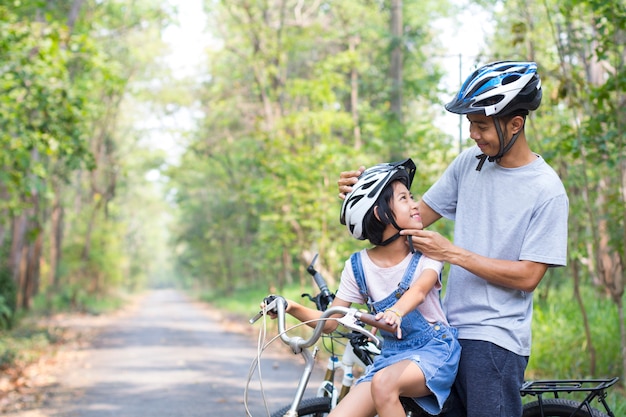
[307, 254, 333, 301]
[303, 254, 335, 311]
[249, 295, 396, 352]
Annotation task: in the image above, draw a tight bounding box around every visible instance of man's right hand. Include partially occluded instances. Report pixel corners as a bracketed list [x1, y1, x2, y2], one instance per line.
[337, 166, 365, 199]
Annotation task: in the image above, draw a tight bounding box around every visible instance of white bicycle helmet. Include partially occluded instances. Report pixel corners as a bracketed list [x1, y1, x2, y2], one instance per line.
[445, 61, 542, 117]
[340, 158, 416, 241]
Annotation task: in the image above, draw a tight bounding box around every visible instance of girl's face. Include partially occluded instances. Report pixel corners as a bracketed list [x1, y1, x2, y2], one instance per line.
[389, 181, 422, 230]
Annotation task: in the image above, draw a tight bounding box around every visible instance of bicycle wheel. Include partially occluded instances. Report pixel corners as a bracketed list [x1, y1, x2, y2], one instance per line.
[522, 398, 609, 417]
[271, 397, 332, 417]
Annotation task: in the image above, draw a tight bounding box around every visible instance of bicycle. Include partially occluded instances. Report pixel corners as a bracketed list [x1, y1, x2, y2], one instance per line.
[247, 293, 411, 416]
[246, 254, 619, 417]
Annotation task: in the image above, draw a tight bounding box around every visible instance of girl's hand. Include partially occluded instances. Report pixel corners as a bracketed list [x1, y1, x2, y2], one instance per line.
[376, 308, 403, 339]
[259, 301, 277, 319]
[259, 297, 290, 320]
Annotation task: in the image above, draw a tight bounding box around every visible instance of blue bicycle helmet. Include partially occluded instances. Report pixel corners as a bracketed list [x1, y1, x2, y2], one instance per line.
[445, 61, 542, 170]
[445, 61, 542, 117]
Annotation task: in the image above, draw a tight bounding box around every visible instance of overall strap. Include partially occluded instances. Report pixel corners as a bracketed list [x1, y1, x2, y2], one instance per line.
[350, 252, 375, 312]
[351, 251, 423, 309]
[392, 252, 422, 299]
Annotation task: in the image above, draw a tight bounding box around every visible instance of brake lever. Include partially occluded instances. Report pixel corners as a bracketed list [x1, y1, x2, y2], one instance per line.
[249, 296, 280, 324]
[336, 309, 381, 348]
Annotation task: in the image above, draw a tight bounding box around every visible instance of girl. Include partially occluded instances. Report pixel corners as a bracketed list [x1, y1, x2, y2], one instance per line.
[267, 159, 460, 416]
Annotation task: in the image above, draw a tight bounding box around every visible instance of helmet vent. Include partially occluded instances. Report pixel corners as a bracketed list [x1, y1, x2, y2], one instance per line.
[348, 194, 365, 208]
[476, 94, 504, 107]
[502, 74, 521, 85]
[468, 78, 492, 97]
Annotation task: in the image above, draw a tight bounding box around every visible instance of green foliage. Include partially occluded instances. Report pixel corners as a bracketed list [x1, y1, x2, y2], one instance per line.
[529, 285, 620, 379]
[0, 1, 175, 315]
[0, 6, 94, 214]
[170, 0, 456, 297]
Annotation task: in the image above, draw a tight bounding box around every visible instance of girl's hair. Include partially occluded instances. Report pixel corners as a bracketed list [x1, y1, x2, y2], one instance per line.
[361, 179, 405, 245]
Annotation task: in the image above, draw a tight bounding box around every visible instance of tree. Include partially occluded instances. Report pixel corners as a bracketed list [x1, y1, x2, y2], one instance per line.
[0, 0, 175, 315]
[169, 0, 454, 296]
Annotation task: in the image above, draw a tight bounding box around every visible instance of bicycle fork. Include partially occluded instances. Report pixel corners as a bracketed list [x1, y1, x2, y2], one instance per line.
[318, 343, 366, 409]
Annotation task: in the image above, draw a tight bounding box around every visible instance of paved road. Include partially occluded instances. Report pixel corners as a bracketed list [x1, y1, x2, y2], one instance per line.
[12, 289, 325, 417]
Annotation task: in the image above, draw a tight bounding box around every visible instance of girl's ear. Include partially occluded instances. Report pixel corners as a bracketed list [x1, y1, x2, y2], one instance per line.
[373, 206, 381, 221]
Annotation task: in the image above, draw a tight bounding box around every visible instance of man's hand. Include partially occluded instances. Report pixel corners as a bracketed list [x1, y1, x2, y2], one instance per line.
[337, 166, 365, 199]
[400, 229, 454, 262]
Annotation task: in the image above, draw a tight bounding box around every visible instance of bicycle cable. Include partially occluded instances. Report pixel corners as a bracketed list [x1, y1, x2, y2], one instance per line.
[244, 312, 339, 416]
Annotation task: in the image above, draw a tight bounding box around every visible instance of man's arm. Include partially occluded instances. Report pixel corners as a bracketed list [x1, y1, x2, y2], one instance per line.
[400, 228, 548, 292]
[417, 200, 441, 229]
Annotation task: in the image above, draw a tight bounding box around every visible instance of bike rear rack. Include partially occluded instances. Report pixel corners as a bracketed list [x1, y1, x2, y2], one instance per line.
[520, 377, 619, 417]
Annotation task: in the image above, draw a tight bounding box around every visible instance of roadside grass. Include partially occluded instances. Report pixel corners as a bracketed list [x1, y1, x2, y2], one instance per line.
[30, 286, 127, 316]
[198, 285, 315, 336]
[200, 285, 315, 315]
[527, 285, 624, 414]
[0, 289, 127, 380]
[0, 325, 63, 370]
[0, 313, 70, 407]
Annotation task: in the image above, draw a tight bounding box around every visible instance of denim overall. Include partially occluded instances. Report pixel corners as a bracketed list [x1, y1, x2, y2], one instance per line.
[351, 251, 461, 415]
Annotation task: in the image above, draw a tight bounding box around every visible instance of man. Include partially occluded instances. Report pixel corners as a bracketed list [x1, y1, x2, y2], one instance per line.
[338, 61, 569, 417]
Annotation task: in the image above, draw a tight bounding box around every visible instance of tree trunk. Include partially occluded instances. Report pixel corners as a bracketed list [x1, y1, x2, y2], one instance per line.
[9, 214, 27, 307]
[49, 189, 64, 288]
[22, 231, 43, 309]
[349, 35, 361, 150]
[66, 0, 85, 34]
[390, 0, 403, 121]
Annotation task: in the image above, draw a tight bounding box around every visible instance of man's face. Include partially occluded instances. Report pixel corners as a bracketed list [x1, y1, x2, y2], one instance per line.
[467, 114, 500, 157]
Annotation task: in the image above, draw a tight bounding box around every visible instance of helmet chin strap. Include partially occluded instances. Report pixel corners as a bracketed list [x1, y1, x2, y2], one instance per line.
[379, 232, 402, 246]
[378, 213, 417, 253]
[475, 116, 523, 171]
[379, 213, 403, 246]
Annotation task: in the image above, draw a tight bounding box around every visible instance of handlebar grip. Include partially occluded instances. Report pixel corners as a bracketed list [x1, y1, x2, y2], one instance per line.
[357, 312, 398, 334]
[312, 271, 333, 299]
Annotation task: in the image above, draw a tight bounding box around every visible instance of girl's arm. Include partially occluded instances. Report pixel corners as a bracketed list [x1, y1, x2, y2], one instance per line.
[376, 268, 439, 339]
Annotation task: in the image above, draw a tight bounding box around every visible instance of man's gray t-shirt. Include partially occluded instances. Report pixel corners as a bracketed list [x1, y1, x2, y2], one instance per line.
[422, 146, 569, 356]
